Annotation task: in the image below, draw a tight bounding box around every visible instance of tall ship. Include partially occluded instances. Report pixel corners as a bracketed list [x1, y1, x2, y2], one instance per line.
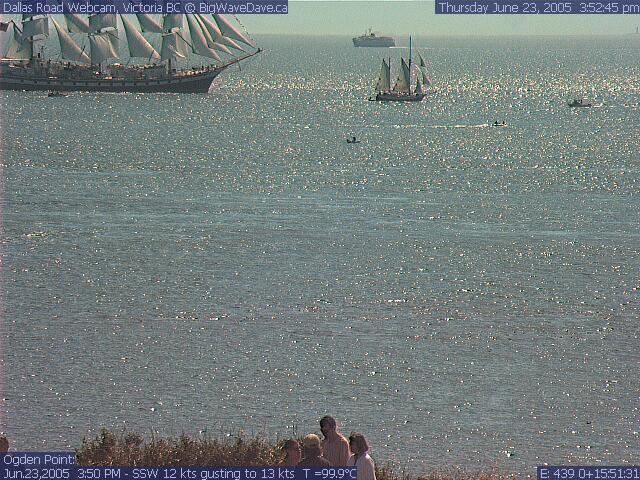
[0, 13, 261, 93]
[352, 28, 395, 48]
[371, 37, 431, 102]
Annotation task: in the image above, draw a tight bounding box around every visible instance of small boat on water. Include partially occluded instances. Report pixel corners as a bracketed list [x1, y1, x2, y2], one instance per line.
[48, 91, 66, 97]
[370, 37, 431, 102]
[492, 121, 507, 127]
[568, 98, 592, 108]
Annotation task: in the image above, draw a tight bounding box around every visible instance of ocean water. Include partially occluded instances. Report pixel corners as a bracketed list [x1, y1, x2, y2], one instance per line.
[1, 35, 639, 476]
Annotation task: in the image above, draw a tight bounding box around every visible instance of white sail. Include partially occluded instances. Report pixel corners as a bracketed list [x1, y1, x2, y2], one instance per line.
[4, 25, 33, 60]
[121, 15, 159, 60]
[51, 17, 90, 63]
[416, 52, 431, 86]
[90, 32, 119, 65]
[215, 35, 245, 52]
[392, 58, 410, 93]
[416, 66, 431, 87]
[161, 31, 187, 60]
[195, 14, 235, 54]
[64, 14, 91, 34]
[22, 16, 49, 37]
[185, 15, 221, 61]
[163, 14, 183, 31]
[193, 14, 216, 50]
[375, 59, 390, 92]
[89, 14, 117, 32]
[136, 14, 163, 33]
[212, 14, 254, 48]
[415, 77, 423, 95]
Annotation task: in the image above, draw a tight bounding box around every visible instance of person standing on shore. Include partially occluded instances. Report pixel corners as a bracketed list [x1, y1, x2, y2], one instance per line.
[298, 434, 332, 466]
[319, 416, 350, 466]
[277, 439, 301, 466]
[347, 433, 376, 480]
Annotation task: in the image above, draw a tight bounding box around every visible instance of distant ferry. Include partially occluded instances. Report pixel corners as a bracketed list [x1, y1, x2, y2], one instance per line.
[352, 29, 395, 48]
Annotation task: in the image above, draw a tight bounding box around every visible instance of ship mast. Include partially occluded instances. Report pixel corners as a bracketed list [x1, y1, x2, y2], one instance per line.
[408, 36, 412, 93]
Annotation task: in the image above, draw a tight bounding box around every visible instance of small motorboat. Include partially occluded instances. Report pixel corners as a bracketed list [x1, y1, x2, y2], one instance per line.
[346, 137, 361, 144]
[492, 121, 507, 127]
[48, 91, 67, 97]
[568, 98, 592, 108]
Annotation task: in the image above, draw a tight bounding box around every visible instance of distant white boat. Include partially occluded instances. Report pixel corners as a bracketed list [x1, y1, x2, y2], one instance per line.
[353, 28, 395, 47]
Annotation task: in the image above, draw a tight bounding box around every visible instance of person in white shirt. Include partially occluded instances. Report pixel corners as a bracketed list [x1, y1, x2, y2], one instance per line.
[346, 433, 376, 480]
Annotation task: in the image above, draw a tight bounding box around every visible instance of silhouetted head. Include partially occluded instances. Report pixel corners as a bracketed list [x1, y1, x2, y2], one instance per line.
[283, 439, 301, 465]
[320, 416, 337, 438]
[348, 433, 370, 455]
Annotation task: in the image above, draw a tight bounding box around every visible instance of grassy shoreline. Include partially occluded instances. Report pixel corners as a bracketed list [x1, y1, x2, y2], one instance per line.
[75, 429, 515, 480]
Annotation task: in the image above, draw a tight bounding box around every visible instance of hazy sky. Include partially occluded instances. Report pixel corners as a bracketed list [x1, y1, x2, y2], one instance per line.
[240, 1, 640, 36]
[0, 1, 638, 37]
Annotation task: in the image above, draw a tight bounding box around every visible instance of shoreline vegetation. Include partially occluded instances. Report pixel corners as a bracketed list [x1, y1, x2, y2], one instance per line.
[76, 429, 516, 480]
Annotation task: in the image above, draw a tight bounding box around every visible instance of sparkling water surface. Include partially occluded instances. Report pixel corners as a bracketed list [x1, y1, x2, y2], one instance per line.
[1, 36, 639, 476]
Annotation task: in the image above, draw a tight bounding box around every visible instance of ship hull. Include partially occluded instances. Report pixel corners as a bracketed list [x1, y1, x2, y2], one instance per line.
[0, 66, 227, 93]
[352, 37, 395, 47]
[374, 92, 425, 102]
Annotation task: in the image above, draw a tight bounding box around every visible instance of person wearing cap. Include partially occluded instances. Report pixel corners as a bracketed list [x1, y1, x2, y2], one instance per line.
[347, 433, 376, 480]
[277, 439, 301, 466]
[320, 416, 350, 466]
[298, 434, 331, 466]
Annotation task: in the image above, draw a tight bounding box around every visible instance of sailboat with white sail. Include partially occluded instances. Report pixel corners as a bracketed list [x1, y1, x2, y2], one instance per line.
[0, 13, 260, 93]
[370, 37, 431, 102]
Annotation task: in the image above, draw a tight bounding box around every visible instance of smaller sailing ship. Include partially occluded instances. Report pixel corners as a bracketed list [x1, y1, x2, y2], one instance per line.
[370, 37, 430, 102]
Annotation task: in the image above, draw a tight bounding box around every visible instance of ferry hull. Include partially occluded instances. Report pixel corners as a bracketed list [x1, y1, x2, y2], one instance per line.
[353, 37, 395, 47]
[0, 67, 226, 93]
